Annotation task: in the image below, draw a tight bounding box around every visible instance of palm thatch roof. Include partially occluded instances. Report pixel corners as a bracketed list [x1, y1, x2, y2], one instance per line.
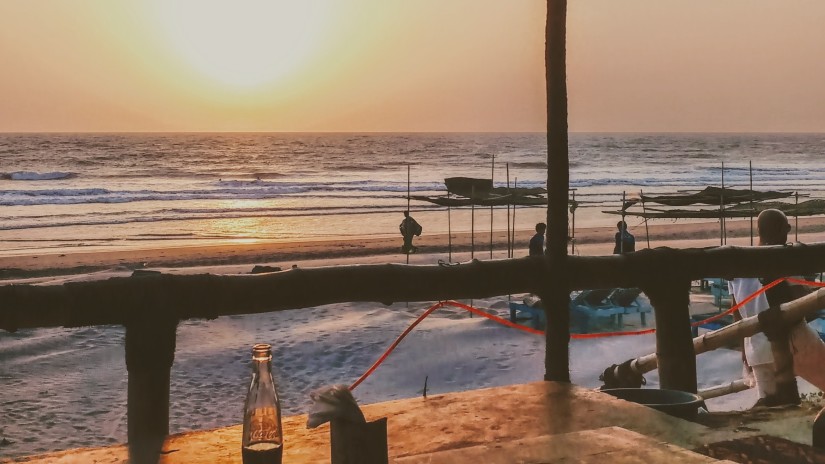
[640, 186, 792, 206]
[604, 199, 825, 219]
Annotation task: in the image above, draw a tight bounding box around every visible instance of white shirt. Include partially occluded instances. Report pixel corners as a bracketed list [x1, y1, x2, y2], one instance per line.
[728, 278, 773, 366]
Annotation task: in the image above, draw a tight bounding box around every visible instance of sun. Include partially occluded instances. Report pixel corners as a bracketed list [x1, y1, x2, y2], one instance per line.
[151, 0, 333, 90]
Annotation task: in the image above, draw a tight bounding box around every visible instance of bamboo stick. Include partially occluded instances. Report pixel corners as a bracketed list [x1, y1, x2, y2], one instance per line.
[611, 287, 825, 378]
[698, 378, 750, 400]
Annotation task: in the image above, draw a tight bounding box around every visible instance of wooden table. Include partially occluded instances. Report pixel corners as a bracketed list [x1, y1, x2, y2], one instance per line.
[6, 382, 758, 463]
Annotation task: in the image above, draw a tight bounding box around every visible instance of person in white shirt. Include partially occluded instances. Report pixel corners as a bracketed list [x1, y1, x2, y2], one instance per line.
[728, 209, 825, 407]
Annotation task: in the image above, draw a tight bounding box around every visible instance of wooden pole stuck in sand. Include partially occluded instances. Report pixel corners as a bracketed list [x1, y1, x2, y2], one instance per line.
[490, 155, 494, 260]
[795, 191, 799, 242]
[543, 0, 571, 382]
[640, 190, 651, 249]
[750, 161, 754, 246]
[570, 190, 576, 254]
[506, 163, 511, 258]
[620, 191, 627, 254]
[406, 164, 411, 265]
[720, 162, 726, 246]
[512, 177, 517, 258]
[471, 185, 475, 260]
[447, 192, 452, 263]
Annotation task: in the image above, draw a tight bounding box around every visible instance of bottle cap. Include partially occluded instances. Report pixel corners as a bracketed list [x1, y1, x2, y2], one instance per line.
[252, 343, 272, 361]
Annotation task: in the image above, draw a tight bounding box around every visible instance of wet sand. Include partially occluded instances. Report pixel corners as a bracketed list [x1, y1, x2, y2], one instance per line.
[2, 217, 825, 280]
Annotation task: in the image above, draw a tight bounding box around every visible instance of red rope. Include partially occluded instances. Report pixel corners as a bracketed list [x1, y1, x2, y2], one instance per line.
[349, 301, 444, 391]
[349, 278, 822, 390]
[687, 278, 785, 328]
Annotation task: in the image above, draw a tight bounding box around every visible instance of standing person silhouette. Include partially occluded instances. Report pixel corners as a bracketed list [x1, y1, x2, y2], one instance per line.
[727, 208, 825, 407]
[529, 223, 546, 257]
[399, 210, 421, 254]
[613, 221, 635, 254]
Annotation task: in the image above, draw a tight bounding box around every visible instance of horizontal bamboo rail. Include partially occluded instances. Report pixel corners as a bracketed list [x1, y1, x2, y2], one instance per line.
[2, 243, 825, 332]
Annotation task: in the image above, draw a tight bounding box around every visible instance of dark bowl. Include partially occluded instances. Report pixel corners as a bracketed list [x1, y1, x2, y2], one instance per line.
[601, 388, 705, 421]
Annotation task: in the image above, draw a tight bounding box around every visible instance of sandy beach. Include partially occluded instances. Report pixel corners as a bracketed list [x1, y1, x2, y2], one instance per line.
[4, 217, 825, 281]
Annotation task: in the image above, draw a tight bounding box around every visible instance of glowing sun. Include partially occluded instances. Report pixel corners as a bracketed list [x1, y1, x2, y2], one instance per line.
[152, 0, 332, 89]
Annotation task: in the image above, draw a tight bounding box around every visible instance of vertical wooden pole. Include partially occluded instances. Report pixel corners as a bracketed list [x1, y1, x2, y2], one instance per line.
[490, 155, 495, 260]
[640, 190, 651, 249]
[570, 190, 576, 254]
[795, 192, 799, 242]
[543, 0, 571, 382]
[406, 165, 411, 265]
[643, 277, 696, 393]
[471, 185, 475, 260]
[511, 177, 517, 257]
[506, 163, 511, 258]
[447, 193, 452, 263]
[749, 161, 754, 246]
[620, 191, 627, 254]
[126, 316, 178, 463]
[719, 163, 724, 245]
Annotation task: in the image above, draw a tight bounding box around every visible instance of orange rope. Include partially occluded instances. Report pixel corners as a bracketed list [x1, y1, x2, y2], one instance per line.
[349, 301, 444, 391]
[349, 278, 822, 390]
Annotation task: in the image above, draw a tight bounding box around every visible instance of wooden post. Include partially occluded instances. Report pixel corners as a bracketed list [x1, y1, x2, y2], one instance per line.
[640, 190, 651, 249]
[570, 190, 576, 255]
[642, 277, 696, 393]
[512, 177, 517, 257]
[795, 191, 799, 242]
[506, 163, 511, 258]
[720, 162, 726, 246]
[543, 0, 571, 382]
[620, 191, 627, 254]
[471, 185, 475, 260]
[330, 418, 389, 464]
[406, 165, 411, 265]
[447, 193, 452, 263]
[125, 316, 178, 463]
[490, 154, 495, 260]
[749, 161, 754, 246]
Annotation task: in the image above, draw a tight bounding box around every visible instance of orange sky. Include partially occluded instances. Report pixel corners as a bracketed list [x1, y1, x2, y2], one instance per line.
[1, 1, 824, 133]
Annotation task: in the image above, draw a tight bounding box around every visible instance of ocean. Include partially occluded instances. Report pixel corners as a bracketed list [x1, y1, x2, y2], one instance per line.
[2, 132, 824, 257]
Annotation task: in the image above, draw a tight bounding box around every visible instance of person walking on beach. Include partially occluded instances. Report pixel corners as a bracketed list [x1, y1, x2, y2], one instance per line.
[399, 210, 421, 254]
[613, 221, 635, 254]
[529, 222, 546, 257]
[727, 208, 825, 407]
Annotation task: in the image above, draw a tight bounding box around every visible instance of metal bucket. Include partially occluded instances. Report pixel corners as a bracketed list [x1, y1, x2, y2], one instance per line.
[601, 388, 705, 421]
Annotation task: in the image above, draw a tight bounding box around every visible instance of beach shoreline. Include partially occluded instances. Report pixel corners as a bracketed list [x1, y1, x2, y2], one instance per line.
[3, 217, 825, 280]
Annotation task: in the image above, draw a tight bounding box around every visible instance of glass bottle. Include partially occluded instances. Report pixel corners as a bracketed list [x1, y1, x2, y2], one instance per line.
[242, 344, 284, 464]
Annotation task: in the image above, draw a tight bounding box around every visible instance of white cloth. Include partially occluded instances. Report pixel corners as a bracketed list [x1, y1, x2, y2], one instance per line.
[729, 277, 825, 394]
[751, 364, 777, 397]
[728, 278, 773, 366]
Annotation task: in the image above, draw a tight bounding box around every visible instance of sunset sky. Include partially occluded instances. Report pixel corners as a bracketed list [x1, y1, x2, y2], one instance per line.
[1, 1, 824, 133]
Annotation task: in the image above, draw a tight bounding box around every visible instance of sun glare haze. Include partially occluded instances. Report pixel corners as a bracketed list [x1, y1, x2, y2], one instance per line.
[150, 0, 333, 90]
[0, 1, 823, 132]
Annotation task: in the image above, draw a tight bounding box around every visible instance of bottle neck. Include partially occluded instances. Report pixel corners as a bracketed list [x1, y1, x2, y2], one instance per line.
[253, 357, 271, 372]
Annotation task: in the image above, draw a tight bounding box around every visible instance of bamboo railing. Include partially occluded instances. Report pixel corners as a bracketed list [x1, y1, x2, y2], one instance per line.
[3, 243, 825, 462]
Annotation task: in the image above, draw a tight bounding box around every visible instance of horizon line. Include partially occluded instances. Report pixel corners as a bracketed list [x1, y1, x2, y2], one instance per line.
[2, 130, 824, 135]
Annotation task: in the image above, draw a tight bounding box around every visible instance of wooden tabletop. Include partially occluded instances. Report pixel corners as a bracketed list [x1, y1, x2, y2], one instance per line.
[7, 382, 757, 463]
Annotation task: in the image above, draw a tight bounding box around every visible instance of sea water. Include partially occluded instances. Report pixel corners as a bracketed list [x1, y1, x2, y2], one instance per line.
[2, 132, 824, 257]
